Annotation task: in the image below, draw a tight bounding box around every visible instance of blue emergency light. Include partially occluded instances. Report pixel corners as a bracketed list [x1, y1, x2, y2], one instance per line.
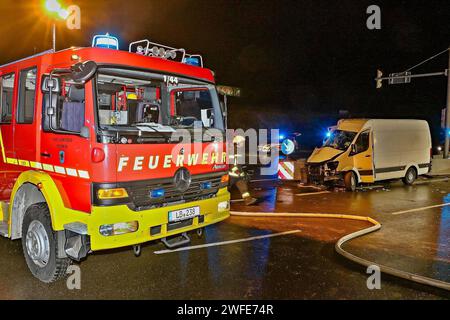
[183, 56, 202, 67]
[92, 34, 120, 50]
[150, 188, 165, 198]
[200, 182, 212, 190]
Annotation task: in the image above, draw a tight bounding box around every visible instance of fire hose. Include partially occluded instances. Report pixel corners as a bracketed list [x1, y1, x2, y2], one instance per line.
[230, 211, 450, 292]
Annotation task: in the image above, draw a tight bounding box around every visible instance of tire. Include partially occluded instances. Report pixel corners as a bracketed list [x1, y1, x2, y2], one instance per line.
[344, 171, 357, 192]
[402, 167, 417, 185]
[21, 203, 71, 283]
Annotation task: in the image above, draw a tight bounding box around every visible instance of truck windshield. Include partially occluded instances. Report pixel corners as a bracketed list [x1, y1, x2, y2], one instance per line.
[95, 68, 224, 132]
[323, 130, 357, 151]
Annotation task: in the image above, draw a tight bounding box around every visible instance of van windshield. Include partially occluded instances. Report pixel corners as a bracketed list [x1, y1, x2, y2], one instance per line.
[323, 130, 357, 151]
[95, 68, 224, 132]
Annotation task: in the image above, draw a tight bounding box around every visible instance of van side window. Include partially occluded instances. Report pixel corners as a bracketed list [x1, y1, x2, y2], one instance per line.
[17, 68, 37, 124]
[0, 73, 15, 124]
[354, 131, 370, 154]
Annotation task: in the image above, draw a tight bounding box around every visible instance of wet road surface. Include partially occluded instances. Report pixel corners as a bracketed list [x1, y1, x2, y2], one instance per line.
[0, 179, 449, 299]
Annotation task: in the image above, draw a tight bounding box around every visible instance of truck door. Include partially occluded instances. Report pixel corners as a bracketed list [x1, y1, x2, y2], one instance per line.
[351, 130, 374, 183]
[14, 67, 38, 169]
[40, 80, 92, 213]
[0, 71, 17, 201]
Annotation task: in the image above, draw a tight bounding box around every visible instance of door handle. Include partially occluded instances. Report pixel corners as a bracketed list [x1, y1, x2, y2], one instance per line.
[41, 152, 51, 158]
[365, 155, 371, 158]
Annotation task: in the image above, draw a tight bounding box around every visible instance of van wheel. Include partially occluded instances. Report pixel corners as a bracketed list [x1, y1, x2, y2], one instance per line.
[21, 203, 71, 283]
[344, 171, 357, 192]
[402, 167, 417, 185]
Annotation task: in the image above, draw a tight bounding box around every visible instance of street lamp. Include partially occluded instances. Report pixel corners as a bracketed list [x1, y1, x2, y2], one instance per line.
[44, 0, 70, 51]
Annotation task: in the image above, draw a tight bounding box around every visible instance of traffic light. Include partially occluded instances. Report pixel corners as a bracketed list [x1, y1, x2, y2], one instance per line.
[376, 69, 383, 89]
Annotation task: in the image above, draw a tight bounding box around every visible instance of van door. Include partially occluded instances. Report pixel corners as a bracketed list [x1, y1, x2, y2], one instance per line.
[351, 130, 374, 183]
[0, 72, 18, 201]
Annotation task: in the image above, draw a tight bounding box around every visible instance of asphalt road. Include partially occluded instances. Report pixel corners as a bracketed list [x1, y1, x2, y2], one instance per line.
[0, 179, 449, 300]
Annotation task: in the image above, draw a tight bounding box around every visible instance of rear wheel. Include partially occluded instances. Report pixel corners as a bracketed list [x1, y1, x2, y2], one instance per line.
[344, 171, 357, 192]
[21, 203, 71, 283]
[402, 167, 417, 185]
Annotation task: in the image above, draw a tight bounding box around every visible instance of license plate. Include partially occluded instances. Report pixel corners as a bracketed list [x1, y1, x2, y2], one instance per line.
[168, 206, 200, 223]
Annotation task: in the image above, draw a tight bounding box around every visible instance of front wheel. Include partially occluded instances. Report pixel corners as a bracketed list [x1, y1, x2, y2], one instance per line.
[402, 167, 417, 185]
[21, 203, 71, 283]
[344, 171, 357, 192]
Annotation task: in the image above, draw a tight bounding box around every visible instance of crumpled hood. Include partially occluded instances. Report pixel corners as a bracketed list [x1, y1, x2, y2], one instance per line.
[307, 147, 343, 164]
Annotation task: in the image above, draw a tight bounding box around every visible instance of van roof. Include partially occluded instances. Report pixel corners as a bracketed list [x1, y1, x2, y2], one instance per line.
[337, 119, 428, 132]
[337, 119, 368, 132]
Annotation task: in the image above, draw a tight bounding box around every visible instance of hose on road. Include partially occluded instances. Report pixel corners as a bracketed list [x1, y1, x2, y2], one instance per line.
[230, 211, 450, 292]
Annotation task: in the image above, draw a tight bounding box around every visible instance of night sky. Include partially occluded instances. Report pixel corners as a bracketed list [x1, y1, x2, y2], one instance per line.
[0, 0, 449, 146]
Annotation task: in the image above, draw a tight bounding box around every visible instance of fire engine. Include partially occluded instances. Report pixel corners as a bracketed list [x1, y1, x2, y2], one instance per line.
[0, 35, 230, 282]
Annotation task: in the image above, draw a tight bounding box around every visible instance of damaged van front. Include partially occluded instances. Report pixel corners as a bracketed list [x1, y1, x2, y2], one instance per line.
[307, 119, 368, 191]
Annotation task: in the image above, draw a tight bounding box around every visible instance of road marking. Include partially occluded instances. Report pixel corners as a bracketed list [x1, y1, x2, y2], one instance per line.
[250, 178, 279, 183]
[391, 202, 450, 215]
[154, 229, 301, 255]
[295, 191, 330, 197]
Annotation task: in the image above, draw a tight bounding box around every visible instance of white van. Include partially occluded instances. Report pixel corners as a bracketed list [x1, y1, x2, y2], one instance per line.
[307, 119, 432, 191]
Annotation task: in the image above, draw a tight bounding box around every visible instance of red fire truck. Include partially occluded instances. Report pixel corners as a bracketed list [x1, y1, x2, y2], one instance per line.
[0, 37, 230, 282]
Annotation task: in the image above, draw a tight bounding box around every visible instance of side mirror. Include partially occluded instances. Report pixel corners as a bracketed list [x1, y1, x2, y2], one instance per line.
[71, 61, 98, 84]
[80, 126, 90, 139]
[350, 144, 357, 154]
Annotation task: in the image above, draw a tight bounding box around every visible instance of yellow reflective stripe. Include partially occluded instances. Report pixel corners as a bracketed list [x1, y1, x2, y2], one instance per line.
[78, 170, 90, 179]
[66, 168, 78, 177]
[30, 162, 43, 169]
[2, 155, 91, 180]
[6, 158, 18, 165]
[0, 130, 6, 163]
[42, 164, 54, 172]
[18, 160, 30, 167]
[54, 166, 66, 175]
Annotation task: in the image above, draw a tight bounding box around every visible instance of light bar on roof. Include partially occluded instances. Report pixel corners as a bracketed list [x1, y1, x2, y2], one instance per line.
[129, 39, 204, 67]
[92, 34, 120, 50]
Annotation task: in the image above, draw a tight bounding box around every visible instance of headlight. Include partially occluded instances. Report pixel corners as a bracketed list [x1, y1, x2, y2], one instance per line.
[99, 221, 139, 236]
[326, 161, 339, 171]
[218, 201, 230, 212]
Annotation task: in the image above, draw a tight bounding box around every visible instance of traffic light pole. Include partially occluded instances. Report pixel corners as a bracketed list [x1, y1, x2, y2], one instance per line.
[375, 47, 450, 158]
[445, 49, 450, 158]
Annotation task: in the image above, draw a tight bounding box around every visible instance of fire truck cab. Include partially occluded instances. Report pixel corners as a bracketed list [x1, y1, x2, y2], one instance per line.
[0, 39, 230, 282]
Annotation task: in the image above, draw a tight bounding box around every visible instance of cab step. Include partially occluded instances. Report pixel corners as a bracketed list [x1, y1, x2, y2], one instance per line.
[0, 201, 10, 238]
[0, 222, 8, 238]
[0, 201, 9, 222]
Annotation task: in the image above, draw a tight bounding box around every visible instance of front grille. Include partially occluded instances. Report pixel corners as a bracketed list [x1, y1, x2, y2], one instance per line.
[307, 164, 324, 184]
[167, 219, 193, 231]
[120, 172, 224, 211]
[308, 164, 323, 176]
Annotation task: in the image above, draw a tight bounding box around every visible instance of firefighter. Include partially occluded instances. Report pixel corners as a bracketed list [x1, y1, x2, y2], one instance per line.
[229, 135, 258, 206]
